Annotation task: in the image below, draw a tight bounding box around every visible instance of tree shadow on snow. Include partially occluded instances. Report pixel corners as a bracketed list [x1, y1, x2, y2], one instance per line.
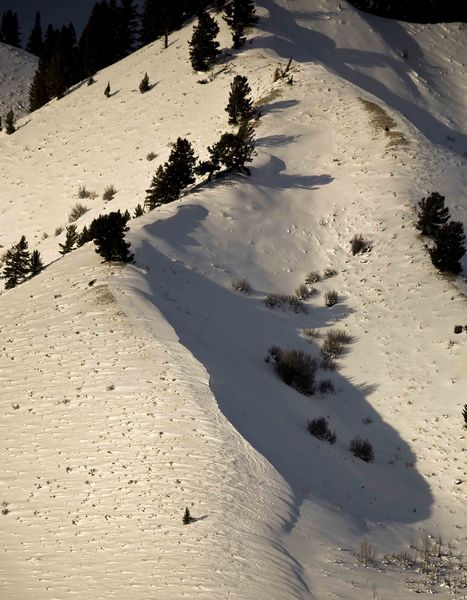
[128, 205, 433, 541]
[252, 155, 333, 189]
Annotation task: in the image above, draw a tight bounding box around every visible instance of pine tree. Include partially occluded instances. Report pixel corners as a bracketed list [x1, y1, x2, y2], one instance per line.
[416, 192, 450, 238]
[2, 236, 31, 289]
[223, 0, 258, 48]
[429, 220, 465, 274]
[29, 249, 44, 276]
[88, 211, 134, 262]
[145, 138, 197, 209]
[182, 507, 192, 524]
[139, 72, 150, 93]
[118, 0, 139, 57]
[5, 110, 15, 135]
[104, 82, 111, 97]
[26, 12, 44, 57]
[59, 224, 79, 255]
[134, 204, 145, 217]
[0, 10, 21, 48]
[200, 120, 255, 178]
[225, 74, 254, 124]
[189, 10, 220, 72]
[80, 1, 120, 76]
[29, 61, 51, 111]
[77, 225, 93, 247]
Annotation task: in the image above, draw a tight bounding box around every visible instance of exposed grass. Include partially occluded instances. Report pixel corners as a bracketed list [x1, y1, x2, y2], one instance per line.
[359, 97, 409, 148]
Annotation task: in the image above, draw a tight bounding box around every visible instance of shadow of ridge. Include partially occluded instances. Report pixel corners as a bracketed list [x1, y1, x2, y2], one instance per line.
[132, 207, 433, 534]
[255, 0, 467, 154]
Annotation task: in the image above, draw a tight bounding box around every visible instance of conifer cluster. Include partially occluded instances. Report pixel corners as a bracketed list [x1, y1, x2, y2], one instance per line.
[2, 237, 44, 289]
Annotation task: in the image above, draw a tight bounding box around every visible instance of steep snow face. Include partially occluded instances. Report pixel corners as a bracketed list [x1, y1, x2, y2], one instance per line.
[0, 43, 36, 117]
[1, 0, 467, 599]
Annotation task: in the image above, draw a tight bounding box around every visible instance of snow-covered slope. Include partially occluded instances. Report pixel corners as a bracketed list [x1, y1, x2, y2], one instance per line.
[0, 43, 36, 117]
[1, 1, 466, 599]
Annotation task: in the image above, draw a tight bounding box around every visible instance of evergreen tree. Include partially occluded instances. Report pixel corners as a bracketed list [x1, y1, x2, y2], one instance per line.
[416, 192, 450, 238]
[140, 0, 196, 46]
[77, 225, 93, 247]
[189, 10, 220, 72]
[5, 109, 15, 134]
[123, 209, 131, 222]
[145, 138, 197, 209]
[118, 0, 139, 56]
[88, 211, 134, 262]
[29, 249, 44, 276]
[225, 74, 254, 124]
[104, 82, 111, 97]
[223, 0, 258, 48]
[2, 236, 31, 289]
[182, 507, 192, 524]
[134, 204, 145, 217]
[198, 120, 255, 178]
[59, 224, 79, 255]
[29, 61, 51, 111]
[80, 1, 120, 76]
[26, 12, 44, 57]
[0, 10, 21, 48]
[429, 220, 465, 274]
[139, 72, 150, 93]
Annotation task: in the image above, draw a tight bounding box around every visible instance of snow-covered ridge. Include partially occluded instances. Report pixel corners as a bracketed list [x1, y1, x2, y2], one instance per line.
[0, 1, 466, 598]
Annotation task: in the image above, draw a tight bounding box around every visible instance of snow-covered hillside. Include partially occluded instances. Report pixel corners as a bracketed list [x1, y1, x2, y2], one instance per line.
[1, 1, 466, 599]
[0, 43, 36, 117]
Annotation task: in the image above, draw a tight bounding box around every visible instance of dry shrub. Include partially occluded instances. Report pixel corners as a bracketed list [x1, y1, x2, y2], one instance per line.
[232, 278, 251, 294]
[268, 347, 317, 394]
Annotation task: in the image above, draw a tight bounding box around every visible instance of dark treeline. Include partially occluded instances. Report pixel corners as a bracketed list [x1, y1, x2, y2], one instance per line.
[347, 0, 467, 23]
[15, 0, 228, 112]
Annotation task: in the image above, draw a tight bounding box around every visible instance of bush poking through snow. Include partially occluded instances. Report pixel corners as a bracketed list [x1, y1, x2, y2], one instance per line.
[319, 357, 337, 371]
[77, 185, 94, 199]
[267, 347, 317, 394]
[324, 290, 338, 307]
[295, 283, 312, 300]
[307, 417, 336, 444]
[350, 234, 369, 255]
[264, 293, 307, 313]
[454, 325, 463, 334]
[321, 329, 352, 358]
[103, 185, 117, 202]
[54, 226, 64, 237]
[232, 278, 251, 294]
[305, 271, 321, 284]
[323, 268, 337, 279]
[303, 327, 320, 339]
[356, 538, 376, 567]
[463, 404, 467, 428]
[146, 151, 157, 161]
[318, 379, 335, 394]
[350, 438, 374, 462]
[69, 203, 89, 223]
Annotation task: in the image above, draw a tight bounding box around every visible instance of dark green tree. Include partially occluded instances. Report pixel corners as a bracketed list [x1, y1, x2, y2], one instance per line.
[29, 61, 51, 111]
[0, 10, 21, 48]
[77, 225, 93, 247]
[189, 10, 220, 71]
[223, 0, 258, 48]
[139, 72, 150, 93]
[118, 0, 139, 57]
[5, 110, 15, 134]
[26, 12, 44, 56]
[145, 138, 197, 209]
[225, 74, 254, 124]
[2, 236, 31, 289]
[88, 211, 134, 262]
[134, 204, 145, 217]
[80, 1, 120, 76]
[416, 192, 450, 238]
[59, 224, 79, 255]
[29, 249, 44, 276]
[104, 82, 111, 97]
[182, 507, 192, 524]
[429, 220, 465, 274]
[199, 120, 255, 178]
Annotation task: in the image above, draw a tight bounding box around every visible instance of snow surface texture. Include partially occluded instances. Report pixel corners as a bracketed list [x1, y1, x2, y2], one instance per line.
[1, 1, 466, 598]
[0, 43, 36, 118]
